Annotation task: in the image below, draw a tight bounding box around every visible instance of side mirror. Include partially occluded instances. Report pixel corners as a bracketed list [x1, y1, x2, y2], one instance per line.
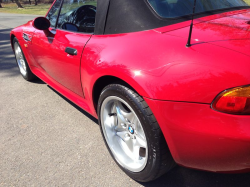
[33, 17, 50, 30]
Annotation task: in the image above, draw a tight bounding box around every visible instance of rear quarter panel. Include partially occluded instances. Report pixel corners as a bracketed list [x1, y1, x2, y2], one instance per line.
[82, 29, 250, 105]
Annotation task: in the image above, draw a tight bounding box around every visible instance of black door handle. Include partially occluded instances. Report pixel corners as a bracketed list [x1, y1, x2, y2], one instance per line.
[65, 47, 77, 55]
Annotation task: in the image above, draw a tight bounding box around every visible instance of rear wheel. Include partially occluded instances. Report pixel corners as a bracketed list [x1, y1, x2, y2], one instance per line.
[98, 84, 175, 182]
[13, 37, 36, 81]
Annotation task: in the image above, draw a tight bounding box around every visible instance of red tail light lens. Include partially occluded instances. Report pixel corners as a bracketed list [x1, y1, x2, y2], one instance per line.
[212, 86, 250, 115]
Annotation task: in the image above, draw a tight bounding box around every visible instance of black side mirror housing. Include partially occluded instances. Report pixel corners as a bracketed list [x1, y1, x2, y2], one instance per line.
[33, 17, 50, 30]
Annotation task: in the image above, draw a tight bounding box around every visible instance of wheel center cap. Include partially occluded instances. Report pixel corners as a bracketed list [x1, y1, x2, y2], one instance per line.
[128, 126, 134, 134]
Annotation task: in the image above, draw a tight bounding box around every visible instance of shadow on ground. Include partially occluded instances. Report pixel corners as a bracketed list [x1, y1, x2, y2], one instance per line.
[0, 28, 20, 77]
[140, 166, 250, 187]
[0, 28, 45, 85]
[48, 85, 98, 124]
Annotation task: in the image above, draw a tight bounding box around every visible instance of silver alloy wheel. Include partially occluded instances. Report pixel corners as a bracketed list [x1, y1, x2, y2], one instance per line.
[14, 42, 27, 76]
[100, 96, 148, 172]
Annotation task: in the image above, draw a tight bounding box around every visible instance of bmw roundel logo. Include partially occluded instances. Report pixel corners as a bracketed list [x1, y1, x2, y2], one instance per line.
[128, 126, 134, 134]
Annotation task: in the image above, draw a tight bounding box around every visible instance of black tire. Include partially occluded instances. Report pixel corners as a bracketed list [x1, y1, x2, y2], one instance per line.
[97, 84, 175, 182]
[13, 37, 36, 81]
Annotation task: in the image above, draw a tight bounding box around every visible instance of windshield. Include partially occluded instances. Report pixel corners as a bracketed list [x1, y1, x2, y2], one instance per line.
[148, 0, 250, 18]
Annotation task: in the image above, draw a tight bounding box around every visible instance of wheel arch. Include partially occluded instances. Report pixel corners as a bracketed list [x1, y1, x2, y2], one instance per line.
[10, 34, 16, 50]
[92, 75, 146, 112]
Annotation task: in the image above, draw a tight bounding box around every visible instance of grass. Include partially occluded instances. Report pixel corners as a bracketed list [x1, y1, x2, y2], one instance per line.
[0, 3, 52, 15]
[245, 0, 250, 4]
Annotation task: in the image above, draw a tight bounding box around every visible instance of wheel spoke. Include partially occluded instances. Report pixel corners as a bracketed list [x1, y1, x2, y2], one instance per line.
[114, 101, 127, 124]
[134, 120, 145, 138]
[121, 111, 135, 124]
[23, 64, 27, 71]
[116, 131, 129, 142]
[126, 138, 135, 152]
[114, 125, 126, 132]
[110, 102, 125, 132]
[134, 118, 140, 131]
[135, 134, 147, 148]
[21, 60, 26, 70]
[17, 47, 21, 55]
[133, 144, 141, 160]
[111, 101, 117, 114]
[104, 117, 115, 134]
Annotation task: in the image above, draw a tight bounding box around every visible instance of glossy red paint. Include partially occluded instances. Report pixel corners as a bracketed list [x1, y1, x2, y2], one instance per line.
[10, 7, 250, 173]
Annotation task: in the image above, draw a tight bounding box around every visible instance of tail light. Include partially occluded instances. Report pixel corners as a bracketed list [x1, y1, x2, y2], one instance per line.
[212, 85, 250, 115]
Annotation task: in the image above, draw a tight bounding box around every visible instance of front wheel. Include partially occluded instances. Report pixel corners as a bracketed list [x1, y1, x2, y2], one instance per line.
[97, 84, 175, 182]
[13, 37, 36, 81]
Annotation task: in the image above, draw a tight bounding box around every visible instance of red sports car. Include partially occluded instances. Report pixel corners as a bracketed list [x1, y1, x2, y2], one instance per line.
[10, 0, 250, 182]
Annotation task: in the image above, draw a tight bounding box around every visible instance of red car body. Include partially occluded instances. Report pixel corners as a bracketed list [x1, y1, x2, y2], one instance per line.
[10, 0, 250, 174]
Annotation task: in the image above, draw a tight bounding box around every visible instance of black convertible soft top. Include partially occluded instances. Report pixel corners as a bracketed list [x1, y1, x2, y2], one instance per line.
[95, 0, 184, 35]
[95, 0, 249, 35]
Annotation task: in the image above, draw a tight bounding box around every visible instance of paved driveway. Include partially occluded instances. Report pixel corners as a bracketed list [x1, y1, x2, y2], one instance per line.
[0, 13, 250, 186]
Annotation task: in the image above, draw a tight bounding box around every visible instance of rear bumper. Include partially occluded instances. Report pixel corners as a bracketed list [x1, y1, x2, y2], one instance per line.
[144, 98, 250, 172]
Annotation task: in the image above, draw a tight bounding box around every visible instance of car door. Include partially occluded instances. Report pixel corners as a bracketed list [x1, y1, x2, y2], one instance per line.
[31, 0, 97, 97]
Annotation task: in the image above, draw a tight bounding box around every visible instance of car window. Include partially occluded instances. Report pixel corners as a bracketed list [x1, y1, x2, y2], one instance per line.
[46, 0, 62, 28]
[57, 0, 97, 33]
[148, 0, 250, 18]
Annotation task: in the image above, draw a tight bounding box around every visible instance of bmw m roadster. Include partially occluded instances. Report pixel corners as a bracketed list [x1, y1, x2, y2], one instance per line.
[10, 0, 250, 182]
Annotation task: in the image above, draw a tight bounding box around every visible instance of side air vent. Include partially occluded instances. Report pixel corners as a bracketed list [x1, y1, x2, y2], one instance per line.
[22, 33, 31, 42]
